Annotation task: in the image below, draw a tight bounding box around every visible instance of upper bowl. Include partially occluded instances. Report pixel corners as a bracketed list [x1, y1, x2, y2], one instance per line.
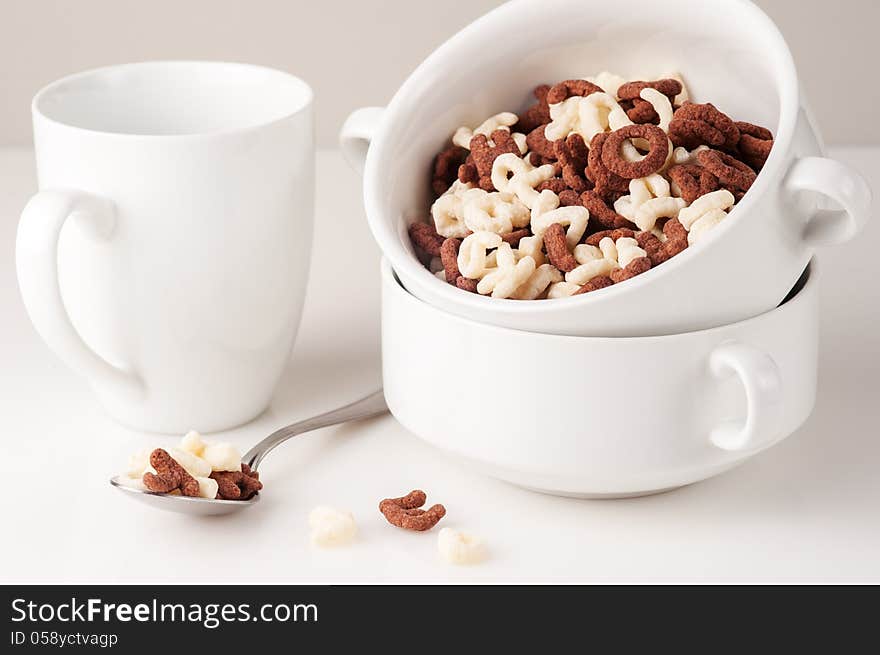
[342, 0, 870, 336]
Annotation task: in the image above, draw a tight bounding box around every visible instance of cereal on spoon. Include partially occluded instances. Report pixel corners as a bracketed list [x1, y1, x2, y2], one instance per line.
[117, 431, 262, 501]
[410, 72, 774, 300]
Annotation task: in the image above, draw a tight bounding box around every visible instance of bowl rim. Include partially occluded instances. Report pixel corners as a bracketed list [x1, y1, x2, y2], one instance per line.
[382, 257, 815, 343]
[365, 0, 801, 317]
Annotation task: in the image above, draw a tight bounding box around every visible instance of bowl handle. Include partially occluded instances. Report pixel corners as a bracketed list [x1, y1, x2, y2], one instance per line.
[708, 341, 782, 452]
[784, 156, 872, 246]
[339, 107, 385, 175]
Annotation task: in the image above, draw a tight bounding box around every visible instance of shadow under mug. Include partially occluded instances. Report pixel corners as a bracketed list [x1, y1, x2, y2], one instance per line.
[16, 62, 315, 433]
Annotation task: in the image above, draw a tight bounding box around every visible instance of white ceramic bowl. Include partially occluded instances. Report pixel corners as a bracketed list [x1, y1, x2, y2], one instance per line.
[343, 0, 869, 337]
[382, 258, 817, 498]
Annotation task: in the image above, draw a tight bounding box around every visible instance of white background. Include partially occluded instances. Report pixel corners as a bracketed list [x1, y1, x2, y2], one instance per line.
[1, 0, 879, 147]
[1, 147, 878, 583]
[1, 0, 878, 584]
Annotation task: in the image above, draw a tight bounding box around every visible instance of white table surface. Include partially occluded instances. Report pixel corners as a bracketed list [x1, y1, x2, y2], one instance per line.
[1, 146, 878, 585]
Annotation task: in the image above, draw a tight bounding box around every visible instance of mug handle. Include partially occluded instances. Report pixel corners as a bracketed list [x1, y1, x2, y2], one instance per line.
[16, 189, 143, 399]
[339, 106, 385, 175]
[708, 341, 782, 452]
[784, 156, 872, 246]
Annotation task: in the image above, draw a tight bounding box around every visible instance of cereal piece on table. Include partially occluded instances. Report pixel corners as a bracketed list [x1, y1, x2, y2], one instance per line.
[210, 463, 262, 500]
[309, 506, 358, 547]
[543, 223, 579, 272]
[409, 221, 446, 256]
[432, 145, 469, 196]
[143, 448, 200, 497]
[610, 256, 652, 283]
[438, 528, 488, 565]
[668, 102, 740, 151]
[697, 148, 756, 192]
[574, 275, 614, 294]
[516, 84, 552, 134]
[379, 490, 446, 532]
[511, 263, 563, 300]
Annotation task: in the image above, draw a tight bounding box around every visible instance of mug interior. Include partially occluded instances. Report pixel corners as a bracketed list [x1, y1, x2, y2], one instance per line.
[368, 0, 798, 303]
[33, 61, 312, 136]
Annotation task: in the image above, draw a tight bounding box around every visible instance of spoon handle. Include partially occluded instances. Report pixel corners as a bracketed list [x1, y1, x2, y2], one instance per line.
[242, 390, 388, 470]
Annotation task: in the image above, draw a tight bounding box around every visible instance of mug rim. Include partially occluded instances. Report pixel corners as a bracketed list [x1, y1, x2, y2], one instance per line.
[365, 0, 801, 317]
[382, 257, 815, 344]
[32, 60, 314, 140]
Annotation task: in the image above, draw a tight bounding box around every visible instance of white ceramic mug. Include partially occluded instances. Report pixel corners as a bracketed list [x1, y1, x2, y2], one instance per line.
[17, 62, 314, 433]
[342, 0, 870, 337]
[382, 259, 817, 498]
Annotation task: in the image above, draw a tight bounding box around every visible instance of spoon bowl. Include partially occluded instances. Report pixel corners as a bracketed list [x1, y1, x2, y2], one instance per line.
[109, 390, 387, 515]
[110, 476, 260, 516]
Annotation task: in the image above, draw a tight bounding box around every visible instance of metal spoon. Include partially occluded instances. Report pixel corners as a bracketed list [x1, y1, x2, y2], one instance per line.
[110, 390, 388, 516]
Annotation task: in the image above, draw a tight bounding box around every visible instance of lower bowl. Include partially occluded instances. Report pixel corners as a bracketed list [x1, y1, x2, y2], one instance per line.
[382, 258, 818, 498]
